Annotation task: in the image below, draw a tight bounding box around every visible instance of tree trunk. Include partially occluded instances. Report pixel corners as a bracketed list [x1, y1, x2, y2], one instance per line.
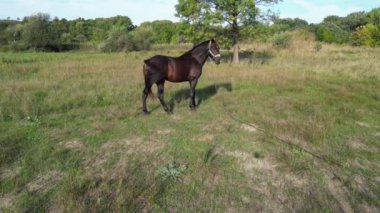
[232, 14, 239, 64]
[232, 43, 239, 64]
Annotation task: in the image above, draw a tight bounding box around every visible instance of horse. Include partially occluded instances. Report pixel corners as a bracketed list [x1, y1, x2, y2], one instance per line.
[142, 39, 221, 114]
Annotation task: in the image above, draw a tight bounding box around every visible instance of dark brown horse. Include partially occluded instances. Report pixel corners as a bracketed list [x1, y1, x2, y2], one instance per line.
[142, 39, 221, 114]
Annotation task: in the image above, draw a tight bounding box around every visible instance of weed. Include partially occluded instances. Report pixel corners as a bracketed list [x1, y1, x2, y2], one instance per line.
[203, 145, 218, 164]
[26, 115, 41, 126]
[156, 161, 187, 183]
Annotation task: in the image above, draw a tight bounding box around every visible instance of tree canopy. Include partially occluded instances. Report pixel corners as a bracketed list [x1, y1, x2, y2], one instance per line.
[175, 0, 281, 63]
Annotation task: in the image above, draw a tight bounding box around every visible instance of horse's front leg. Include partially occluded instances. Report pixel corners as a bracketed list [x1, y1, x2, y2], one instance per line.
[189, 79, 198, 110]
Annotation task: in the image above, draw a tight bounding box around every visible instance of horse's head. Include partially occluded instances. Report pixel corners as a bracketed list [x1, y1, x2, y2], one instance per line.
[208, 39, 221, 64]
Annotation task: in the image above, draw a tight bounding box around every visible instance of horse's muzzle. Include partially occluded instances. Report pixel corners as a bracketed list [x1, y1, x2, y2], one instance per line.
[213, 56, 221, 64]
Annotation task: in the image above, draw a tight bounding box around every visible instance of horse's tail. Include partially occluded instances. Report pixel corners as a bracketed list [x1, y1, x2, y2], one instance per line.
[143, 62, 155, 99]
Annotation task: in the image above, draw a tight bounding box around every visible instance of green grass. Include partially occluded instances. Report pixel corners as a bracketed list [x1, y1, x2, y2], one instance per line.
[0, 42, 379, 212]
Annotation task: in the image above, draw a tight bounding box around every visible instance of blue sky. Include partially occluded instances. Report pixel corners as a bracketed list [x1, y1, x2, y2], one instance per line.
[0, 0, 379, 24]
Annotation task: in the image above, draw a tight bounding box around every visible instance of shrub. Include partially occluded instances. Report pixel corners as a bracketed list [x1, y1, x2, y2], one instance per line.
[99, 26, 154, 52]
[351, 24, 380, 47]
[99, 28, 133, 52]
[129, 26, 154, 51]
[271, 32, 292, 49]
[315, 42, 322, 52]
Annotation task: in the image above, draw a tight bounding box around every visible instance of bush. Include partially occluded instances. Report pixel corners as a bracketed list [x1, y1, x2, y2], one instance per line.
[99, 26, 154, 52]
[9, 41, 28, 52]
[271, 32, 292, 49]
[351, 24, 380, 47]
[129, 26, 154, 51]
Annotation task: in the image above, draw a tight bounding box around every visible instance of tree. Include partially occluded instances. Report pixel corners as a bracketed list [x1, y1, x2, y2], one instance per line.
[175, 0, 281, 63]
[343, 12, 367, 31]
[22, 13, 59, 51]
[366, 8, 380, 25]
[272, 17, 308, 31]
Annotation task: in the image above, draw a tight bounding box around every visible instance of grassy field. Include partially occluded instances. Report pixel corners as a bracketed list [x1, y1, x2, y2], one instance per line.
[0, 39, 379, 212]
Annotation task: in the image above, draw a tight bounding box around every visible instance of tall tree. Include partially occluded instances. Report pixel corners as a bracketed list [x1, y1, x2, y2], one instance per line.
[175, 0, 281, 63]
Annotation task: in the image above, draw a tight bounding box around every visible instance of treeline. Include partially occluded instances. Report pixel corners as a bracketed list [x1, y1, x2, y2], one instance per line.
[311, 8, 380, 46]
[0, 8, 379, 52]
[0, 13, 136, 51]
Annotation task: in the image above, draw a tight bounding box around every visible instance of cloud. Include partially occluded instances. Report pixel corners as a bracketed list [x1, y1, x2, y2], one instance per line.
[277, 0, 366, 23]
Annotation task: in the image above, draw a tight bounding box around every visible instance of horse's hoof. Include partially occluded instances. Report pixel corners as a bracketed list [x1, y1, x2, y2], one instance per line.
[190, 107, 197, 112]
[143, 110, 150, 115]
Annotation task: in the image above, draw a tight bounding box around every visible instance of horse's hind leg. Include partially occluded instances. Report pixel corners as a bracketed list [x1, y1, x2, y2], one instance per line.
[142, 64, 152, 114]
[156, 80, 171, 113]
[142, 83, 151, 114]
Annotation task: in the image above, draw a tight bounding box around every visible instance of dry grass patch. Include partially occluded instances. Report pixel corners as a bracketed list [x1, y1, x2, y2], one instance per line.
[196, 133, 215, 142]
[241, 123, 258, 133]
[0, 193, 14, 209]
[58, 139, 86, 151]
[26, 171, 66, 193]
[84, 137, 166, 180]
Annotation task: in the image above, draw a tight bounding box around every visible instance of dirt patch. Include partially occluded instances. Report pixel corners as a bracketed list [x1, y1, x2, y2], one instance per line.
[355, 121, 370, 128]
[58, 139, 86, 151]
[375, 132, 380, 138]
[26, 171, 66, 193]
[347, 139, 372, 152]
[196, 133, 214, 142]
[241, 123, 258, 133]
[156, 129, 172, 135]
[0, 167, 21, 179]
[323, 172, 354, 213]
[0, 193, 14, 209]
[225, 150, 276, 173]
[170, 114, 182, 121]
[223, 148, 312, 212]
[100, 137, 164, 155]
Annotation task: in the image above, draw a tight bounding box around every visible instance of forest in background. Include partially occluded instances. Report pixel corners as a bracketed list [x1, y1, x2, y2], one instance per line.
[0, 7, 379, 52]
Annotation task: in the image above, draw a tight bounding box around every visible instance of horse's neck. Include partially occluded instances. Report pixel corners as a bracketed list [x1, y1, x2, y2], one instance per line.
[189, 44, 209, 65]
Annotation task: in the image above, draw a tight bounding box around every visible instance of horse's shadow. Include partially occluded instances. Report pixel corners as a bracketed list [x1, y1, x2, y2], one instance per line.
[168, 82, 232, 111]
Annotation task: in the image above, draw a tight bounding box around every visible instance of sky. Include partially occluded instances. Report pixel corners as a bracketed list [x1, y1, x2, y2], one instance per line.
[0, 0, 379, 24]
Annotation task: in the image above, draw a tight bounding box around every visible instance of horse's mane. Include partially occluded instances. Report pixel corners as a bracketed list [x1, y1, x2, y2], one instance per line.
[181, 40, 210, 57]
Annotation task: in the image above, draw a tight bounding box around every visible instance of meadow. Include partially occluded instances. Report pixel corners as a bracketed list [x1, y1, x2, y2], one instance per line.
[0, 36, 379, 212]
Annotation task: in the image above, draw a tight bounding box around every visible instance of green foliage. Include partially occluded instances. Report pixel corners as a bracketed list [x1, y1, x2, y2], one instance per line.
[352, 24, 380, 47]
[99, 25, 154, 52]
[175, 0, 280, 63]
[272, 17, 309, 31]
[139, 20, 179, 44]
[344, 12, 367, 30]
[366, 8, 380, 25]
[314, 22, 349, 44]
[175, 0, 260, 44]
[21, 13, 60, 51]
[0, 14, 135, 52]
[1, 6, 379, 52]
[271, 32, 292, 48]
[311, 8, 380, 46]
[129, 25, 154, 50]
[99, 27, 132, 52]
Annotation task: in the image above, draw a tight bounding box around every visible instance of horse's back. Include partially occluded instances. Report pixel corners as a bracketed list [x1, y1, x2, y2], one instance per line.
[144, 55, 171, 69]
